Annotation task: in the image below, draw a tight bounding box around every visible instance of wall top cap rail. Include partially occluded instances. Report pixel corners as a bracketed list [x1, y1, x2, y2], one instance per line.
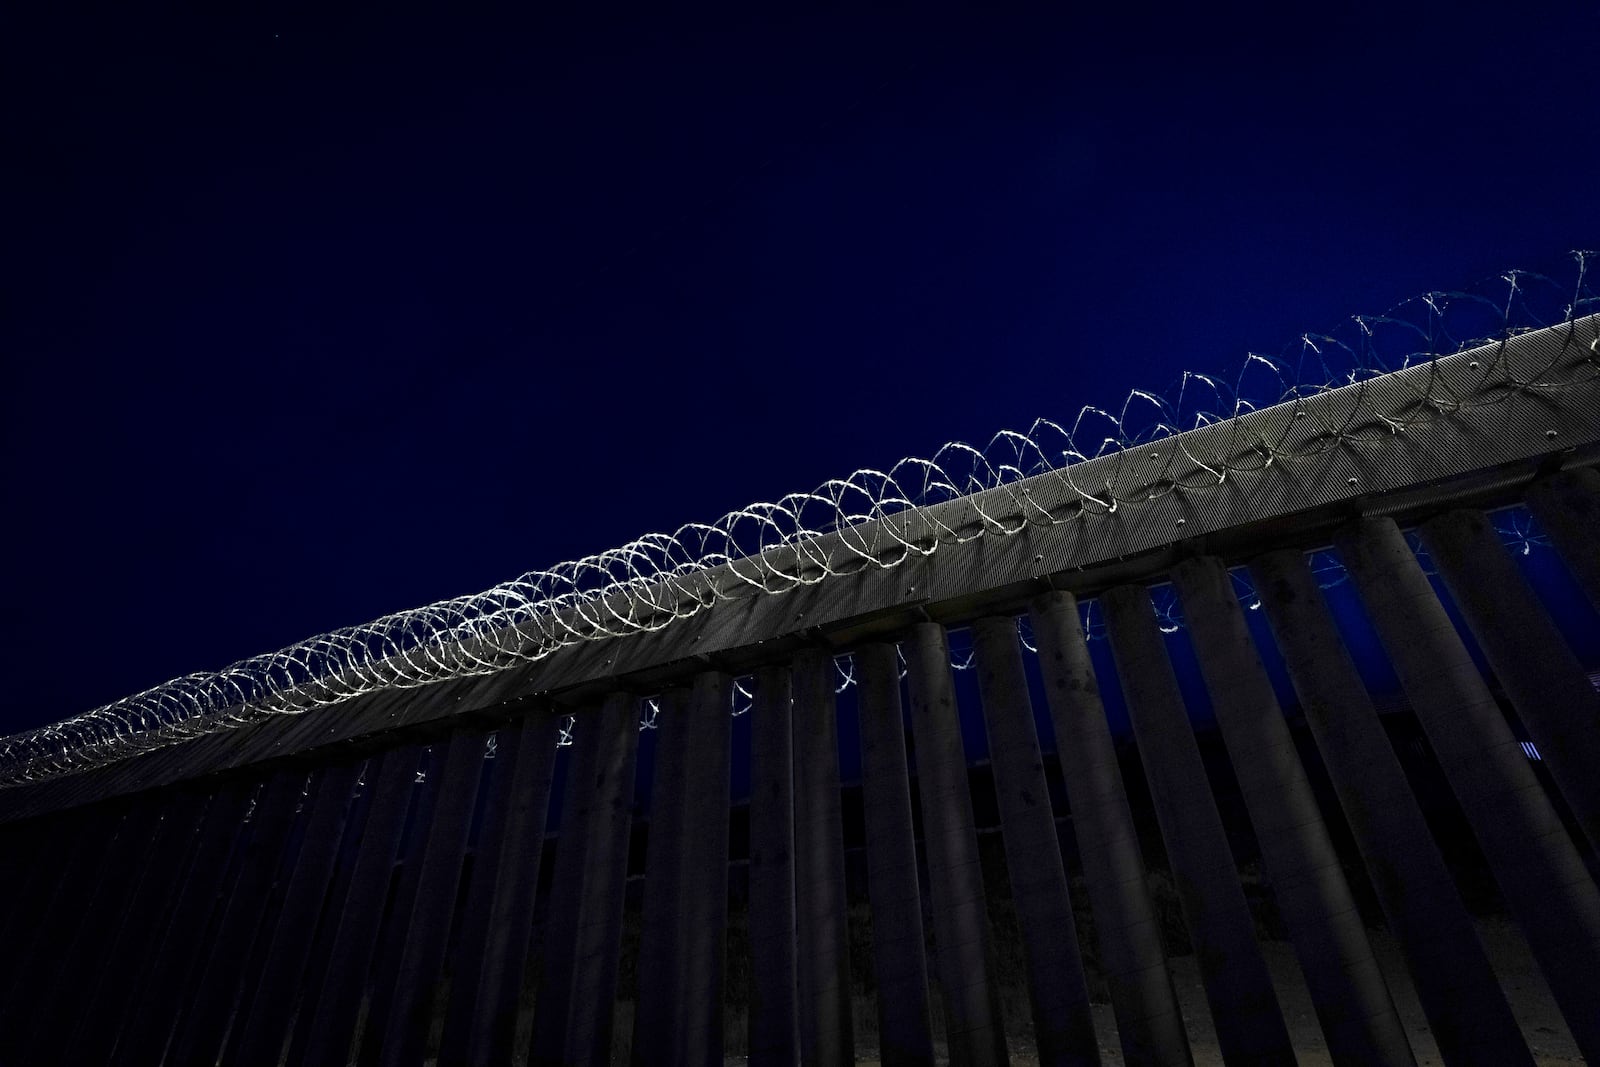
[2, 300, 1597, 805]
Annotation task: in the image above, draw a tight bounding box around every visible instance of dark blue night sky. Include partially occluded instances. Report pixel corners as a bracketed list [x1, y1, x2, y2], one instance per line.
[3, 4, 1596, 738]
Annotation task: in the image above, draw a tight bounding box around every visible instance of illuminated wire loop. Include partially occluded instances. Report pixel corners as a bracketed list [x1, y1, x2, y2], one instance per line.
[1, 255, 1594, 786]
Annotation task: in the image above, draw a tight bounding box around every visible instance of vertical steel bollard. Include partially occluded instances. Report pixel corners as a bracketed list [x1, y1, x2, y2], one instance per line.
[632, 688, 695, 1065]
[793, 648, 856, 1067]
[166, 767, 311, 1067]
[1100, 585, 1295, 1067]
[436, 721, 532, 1067]
[856, 642, 937, 1067]
[970, 616, 1101, 1067]
[110, 780, 256, 1067]
[377, 727, 493, 1067]
[677, 672, 735, 1067]
[231, 760, 364, 1064]
[292, 744, 426, 1067]
[1338, 516, 1600, 1061]
[16, 796, 165, 1067]
[748, 666, 802, 1066]
[435, 718, 537, 1067]
[462, 710, 562, 1067]
[63, 790, 215, 1066]
[281, 757, 381, 1067]
[1029, 591, 1193, 1067]
[530, 692, 641, 1066]
[1250, 548, 1534, 1067]
[1420, 507, 1600, 851]
[903, 622, 1009, 1067]
[530, 706, 602, 1066]
[1172, 556, 1412, 1066]
[359, 747, 445, 1067]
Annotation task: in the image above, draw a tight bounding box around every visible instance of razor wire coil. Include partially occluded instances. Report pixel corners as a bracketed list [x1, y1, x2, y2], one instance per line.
[2, 255, 1595, 786]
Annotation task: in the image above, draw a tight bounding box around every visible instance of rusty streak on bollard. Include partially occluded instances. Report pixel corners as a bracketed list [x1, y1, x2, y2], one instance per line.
[1173, 555, 1413, 1066]
[1029, 591, 1193, 1067]
[970, 616, 1101, 1067]
[904, 622, 1009, 1067]
[1420, 507, 1600, 852]
[856, 642, 937, 1067]
[793, 648, 856, 1067]
[530, 692, 641, 1066]
[1250, 548, 1533, 1067]
[1338, 516, 1600, 1062]
[747, 667, 801, 1066]
[1100, 585, 1296, 1067]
